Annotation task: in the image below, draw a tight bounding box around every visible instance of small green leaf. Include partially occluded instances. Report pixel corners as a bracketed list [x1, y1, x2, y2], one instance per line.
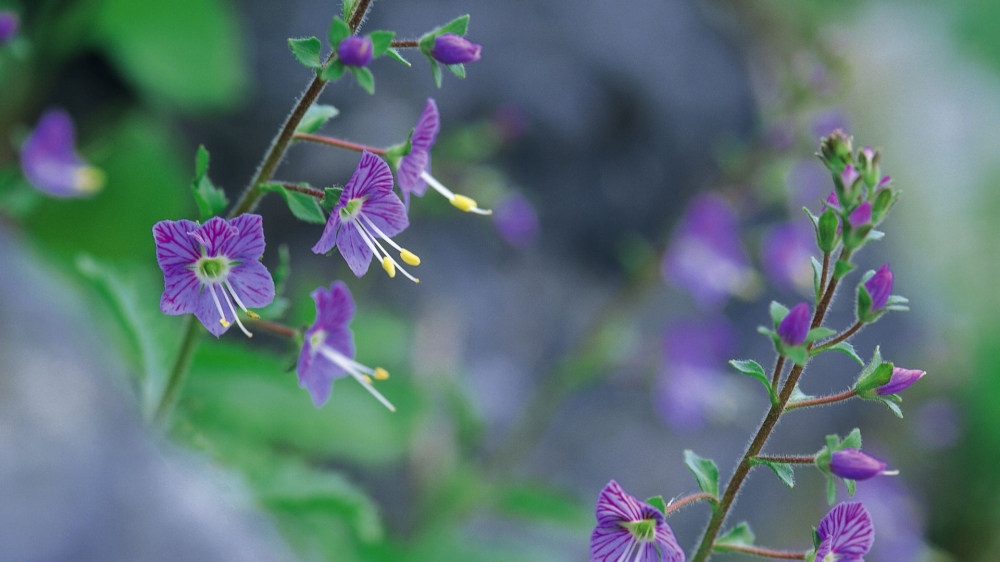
[369, 30, 395, 57]
[729, 360, 776, 404]
[321, 187, 344, 213]
[714, 522, 756, 552]
[684, 450, 719, 497]
[430, 58, 443, 88]
[447, 63, 466, 78]
[802, 206, 820, 228]
[826, 476, 837, 505]
[190, 145, 228, 220]
[845, 478, 857, 497]
[296, 104, 339, 134]
[750, 459, 795, 488]
[841, 428, 863, 450]
[321, 60, 346, 82]
[328, 17, 351, 46]
[806, 327, 837, 344]
[811, 256, 824, 302]
[790, 384, 814, 402]
[386, 48, 412, 67]
[769, 301, 789, 327]
[646, 496, 667, 515]
[818, 208, 839, 252]
[350, 66, 375, 94]
[823, 342, 864, 365]
[439, 15, 470, 36]
[879, 397, 904, 418]
[833, 260, 856, 280]
[288, 36, 323, 69]
[261, 183, 326, 224]
[786, 346, 809, 366]
[342, 0, 355, 21]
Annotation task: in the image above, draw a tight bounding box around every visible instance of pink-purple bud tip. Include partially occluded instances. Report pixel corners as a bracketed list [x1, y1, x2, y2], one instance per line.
[777, 302, 811, 346]
[877, 367, 925, 396]
[338, 36, 373, 67]
[430, 33, 482, 65]
[830, 448, 890, 481]
[864, 264, 893, 310]
[848, 201, 873, 228]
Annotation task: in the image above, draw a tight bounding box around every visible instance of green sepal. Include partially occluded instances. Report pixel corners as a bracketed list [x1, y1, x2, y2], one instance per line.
[813, 341, 864, 365]
[296, 104, 339, 135]
[288, 36, 323, 69]
[833, 259, 856, 280]
[328, 17, 351, 47]
[419, 14, 471, 51]
[369, 30, 395, 57]
[646, 495, 668, 516]
[826, 475, 837, 505]
[386, 48, 412, 67]
[713, 522, 755, 552]
[769, 301, 789, 327]
[803, 206, 820, 229]
[351, 66, 375, 94]
[190, 145, 228, 220]
[805, 549, 818, 562]
[845, 478, 857, 497]
[864, 229, 885, 244]
[729, 360, 777, 405]
[342, 0, 355, 21]
[811, 256, 824, 302]
[785, 346, 809, 367]
[749, 458, 795, 488]
[429, 58, 443, 88]
[321, 60, 347, 82]
[885, 295, 910, 312]
[447, 63, 466, 79]
[878, 396, 904, 418]
[817, 208, 840, 252]
[321, 187, 344, 213]
[844, 223, 873, 250]
[817, 429, 863, 504]
[872, 187, 900, 224]
[805, 327, 837, 344]
[260, 183, 326, 224]
[683, 450, 719, 497]
[857, 285, 883, 324]
[855, 362, 894, 398]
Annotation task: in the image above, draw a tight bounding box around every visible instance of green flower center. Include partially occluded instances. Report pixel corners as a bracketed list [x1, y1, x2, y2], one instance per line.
[195, 256, 230, 281]
[309, 329, 326, 349]
[340, 197, 364, 219]
[622, 519, 657, 542]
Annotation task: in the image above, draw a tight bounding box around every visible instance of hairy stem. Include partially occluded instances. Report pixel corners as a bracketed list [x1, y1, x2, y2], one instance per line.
[275, 181, 326, 199]
[348, 0, 374, 32]
[153, 316, 201, 425]
[753, 454, 816, 464]
[664, 493, 718, 516]
[814, 321, 863, 351]
[293, 133, 387, 155]
[390, 39, 420, 49]
[770, 356, 786, 388]
[717, 545, 805, 560]
[785, 388, 857, 411]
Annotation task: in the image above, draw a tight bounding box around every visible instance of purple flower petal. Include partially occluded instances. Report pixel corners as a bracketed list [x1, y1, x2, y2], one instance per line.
[430, 33, 482, 65]
[337, 35, 373, 67]
[817, 502, 875, 558]
[595, 480, 644, 526]
[153, 219, 202, 272]
[216, 214, 266, 261]
[337, 222, 374, 277]
[159, 268, 201, 316]
[877, 367, 925, 396]
[20, 109, 98, 198]
[297, 282, 357, 407]
[227, 260, 276, 308]
[777, 302, 811, 346]
[590, 525, 634, 562]
[345, 151, 395, 200]
[411, 98, 440, 151]
[189, 216, 239, 257]
[494, 193, 540, 248]
[848, 202, 873, 228]
[864, 264, 893, 311]
[312, 211, 342, 255]
[295, 347, 337, 407]
[0, 11, 19, 44]
[193, 286, 236, 338]
[397, 148, 430, 197]
[311, 281, 356, 337]
[654, 525, 685, 562]
[830, 449, 889, 481]
[361, 190, 409, 236]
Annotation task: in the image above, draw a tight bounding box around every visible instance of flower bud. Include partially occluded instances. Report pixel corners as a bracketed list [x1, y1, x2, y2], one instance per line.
[877, 367, 925, 395]
[0, 11, 19, 44]
[819, 129, 853, 172]
[337, 36, 373, 67]
[430, 33, 482, 65]
[864, 264, 893, 310]
[777, 302, 810, 346]
[826, 191, 840, 209]
[859, 146, 881, 187]
[829, 448, 890, 481]
[848, 201, 872, 228]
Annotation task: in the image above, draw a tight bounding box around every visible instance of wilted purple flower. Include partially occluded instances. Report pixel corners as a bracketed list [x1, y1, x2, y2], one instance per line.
[0, 11, 18, 44]
[20, 109, 104, 198]
[430, 33, 482, 65]
[777, 302, 810, 346]
[153, 215, 275, 338]
[831, 449, 893, 481]
[396, 98, 491, 214]
[848, 201, 873, 228]
[313, 151, 419, 282]
[337, 36, 373, 67]
[865, 264, 893, 310]
[877, 367, 925, 396]
[297, 281, 395, 410]
[816, 502, 874, 561]
[493, 193, 539, 248]
[762, 222, 814, 293]
[590, 481, 684, 562]
[662, 193, 753, 309]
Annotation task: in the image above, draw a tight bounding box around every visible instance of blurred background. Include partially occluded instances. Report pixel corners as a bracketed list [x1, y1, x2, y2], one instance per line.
[1, 0, 998, 560]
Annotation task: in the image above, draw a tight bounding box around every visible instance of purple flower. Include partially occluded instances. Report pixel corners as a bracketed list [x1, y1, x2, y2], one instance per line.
[590, 481, 684, 562]
[662, 193, 753, 309]
[313, 151, 419, 282]
[297, 281, 395, 410]
[876, 367, 925, 396]
[830, 449, 893, 481]
[0, 11, 19, 44]
[337, 36, 373, 67]
[864, 264, 893, 310]
[396, 98, 491, 214]
[153, 215, 275, 338]
[20, 109, 104, 198]
[430, 33, 482, 65]
[848, 202, 873, 228]
[493, 193, 539, 248]
[816, 502, 875, 561]
[913, 399, 962, 450]
[762, 222, 814, 294]
[850, 476, 926, 561]
[777, 302, 810, 346]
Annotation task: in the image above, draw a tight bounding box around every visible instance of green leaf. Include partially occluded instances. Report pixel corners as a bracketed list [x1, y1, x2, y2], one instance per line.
[879, 396, 904, 418]
[750, 458, 795, 488]
[684, 450, 719, 497]
[320, 60, 346, 82]
[714, 522, 756, 552]
[260, 183, 326, 224]
[439, 14, 471, 36]
[447, 63, 467, 79]
[386, 48, 412, 67]
[328, 17, 351, 46]
[841, 428, 863, 450]
[296, 104, 340, 135]
[786, 346, 809, 366]
[833, 259, 856, 280]
[818, 208, 840, 252]
[646, 496, 668, 516]
[823, 341, 864, 365]
[191, 145, 229, 221]
[430, 58, 443, 88]
[769, 301, 789, 327]
[369, 30, 395, 57]
[802, 206, 820, 228]
[351, 66, 375, 95]
[826, 475, 837, 505]
[321, 187, 344, 213]
[729, 360, 776, 404]
[342, 0, 355, 21]
[855, 362, 894, 396]
[811, 256, 824, 302]
[288, 36, 323, 69]
[806, 327, 837, 344]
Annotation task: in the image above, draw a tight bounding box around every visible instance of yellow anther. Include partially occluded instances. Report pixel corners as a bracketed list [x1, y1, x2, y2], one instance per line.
[246, 310, 260, 320]
[74, 166, 105, 194]
[382, 256, 396, 278]
[400, 249, 421, 266]
[373, 367, 390, 380]
[219, 319, 231, 327]
[450, 194, 477, 212]
[363, 374, 373, 384]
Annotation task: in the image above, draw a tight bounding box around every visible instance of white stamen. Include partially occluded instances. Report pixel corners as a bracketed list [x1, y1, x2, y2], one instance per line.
[362, 214, 403, 252]
[219, 284, 253, 337]
[317, 345, 396, 412]
[420, 171, 492, 215]
[224, 279, 249, 313]
[208, 285, 230, 328]
[354, 220, 419, 283]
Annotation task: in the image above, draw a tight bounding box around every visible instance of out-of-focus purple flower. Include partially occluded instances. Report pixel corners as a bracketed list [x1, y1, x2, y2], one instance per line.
[848, 201, 873, 228]
[297, 281, 395, 410]
[877, 367, 925, 396]
[337, 36, 373, 67]
[762, 222, 814, 294]
[0, 11, 18, 44]
[396, 98, 491, 214]
[766, 121, 795, 152]
[777, 302, 810, 346]
[811, 108, 850, 139]
[913, 399, 962, 450]
[787, 159, 830, 211]
[153, 215, 275, 338]
[493, 193, 539, 248]
[865, 264, 893, 310]
[492, 104, 530, 143]
[830, 449, 893, 481]
[430, 33, 482, 65]
[590, 481, 684, 562]
[849, 474, 927, 561]
[662, 193, 753, 309]
[313, 151, 419, 281]
[20, 109, 104, 198]
[816, 502, 874, 561]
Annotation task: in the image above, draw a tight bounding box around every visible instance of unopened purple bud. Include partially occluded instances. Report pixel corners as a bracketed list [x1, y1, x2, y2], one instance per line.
[430, 33, 482, 65]
[877, 175, 892, 189]
[0, 11, 19, 44]
[841, 164, 860, 187]
[877, 367, 925, 396]
[830, 449, 890, 481]
[338, 36, 373, 67]
[848, 201, 872, 228]
[864, 264, 893, 310]
[861, 146, 875, 164]
[826, 191, 840, 208]
[777, 302, 810, 346]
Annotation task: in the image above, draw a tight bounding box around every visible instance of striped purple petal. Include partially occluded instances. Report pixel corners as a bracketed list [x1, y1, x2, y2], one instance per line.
[193, 286, 236, 338]
[215, 214, 266, 261]
[345, 151, 395, 200]
[361, 189, 409, 236]
[227, 260, 275, 308]
[20, 109, 97, 198]
[817, 502, 875, 559]
[312, 211, 341, 255]
[189, 216, 238, 257]
[337, 221, 374, 277]
[412, 98, 440, 151]
[153, 219, 202, 272]
[397, 148, 429, 198]
[590, 525, 635, 562]
[595, 480, 645, 526]
[297, 282, 358, 407]
[654, 525, 685, 562]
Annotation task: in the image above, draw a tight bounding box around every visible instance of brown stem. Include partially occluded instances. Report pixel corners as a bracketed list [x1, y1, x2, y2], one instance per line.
[814, 321, 863, 351]
[246, 318, 300, 339]
[293, 133, 387, 155]
[770, 356, 786, 388]
[275, 181, 325, 199]
[348, 0, 374, 32]
[754, 454, 816, 465]
[663, 493, 718, 516]
[819, 251, 831, 296]
[716, 545, 806, 560]
[786, 389, 857, 411]
[390, 39, 419, 49]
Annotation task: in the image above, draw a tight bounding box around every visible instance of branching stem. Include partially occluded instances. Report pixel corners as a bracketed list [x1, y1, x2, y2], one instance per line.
[717, 545, 806, 560]
[664, 493, 718, 516]
[293, 133, 387, 155]
[754, 454, 816, 465]
[785, 388, 857, 411]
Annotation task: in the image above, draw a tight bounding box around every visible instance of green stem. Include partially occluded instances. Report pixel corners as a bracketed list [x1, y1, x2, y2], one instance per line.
[717, 545, 805, 560]
[153, 316, 201, 424]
